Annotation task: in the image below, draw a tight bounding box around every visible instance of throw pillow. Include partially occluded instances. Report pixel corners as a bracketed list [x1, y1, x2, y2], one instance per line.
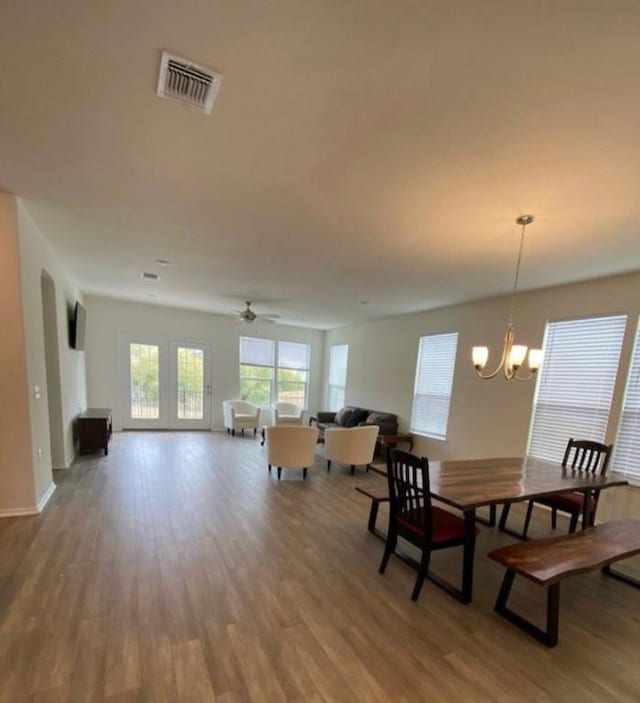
[334, 407, 353, 427]
[366, 412, 392, 425]
[346, 407, 369, 427]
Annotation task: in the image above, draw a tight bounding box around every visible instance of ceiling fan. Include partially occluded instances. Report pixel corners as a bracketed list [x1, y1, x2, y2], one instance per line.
[236, 301, 280, 324]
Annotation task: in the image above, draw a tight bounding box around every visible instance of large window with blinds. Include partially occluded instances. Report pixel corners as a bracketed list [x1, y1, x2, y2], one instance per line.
[239, 337, 311, 407]
[277, 341, 311, 407]
[239, 337, 276, 406]
[410, 332, 458, 439]
[327, 344, 349, 410]
[613, 319, 640, 479]
[527, 314, 627, 463]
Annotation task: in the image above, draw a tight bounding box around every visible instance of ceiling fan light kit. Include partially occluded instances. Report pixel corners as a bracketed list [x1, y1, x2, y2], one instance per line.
[238, 301, 257, 323]
[472, 215, 543, 381]
[237, 301, 279, 324]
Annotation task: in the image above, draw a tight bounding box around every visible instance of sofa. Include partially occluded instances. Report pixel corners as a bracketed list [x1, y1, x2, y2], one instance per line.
[310, 406, 398, 437]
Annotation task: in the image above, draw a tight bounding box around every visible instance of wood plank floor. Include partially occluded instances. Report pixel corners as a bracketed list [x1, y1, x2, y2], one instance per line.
[0, 431, 639, 702]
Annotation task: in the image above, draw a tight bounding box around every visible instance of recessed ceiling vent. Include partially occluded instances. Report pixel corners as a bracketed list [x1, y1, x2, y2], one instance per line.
[141, 272, 160, 281]
[156, 51, 222, 114]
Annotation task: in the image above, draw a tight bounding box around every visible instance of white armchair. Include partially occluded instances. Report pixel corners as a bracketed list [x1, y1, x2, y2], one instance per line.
[222, 400, 261, 436]
[272, 401, 304, 425]
[265, 425, 319, 480]
[324, 425, 380, 475]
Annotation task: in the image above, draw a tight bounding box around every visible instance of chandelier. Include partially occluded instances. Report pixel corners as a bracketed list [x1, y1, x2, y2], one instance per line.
[472, 215, 543, 380]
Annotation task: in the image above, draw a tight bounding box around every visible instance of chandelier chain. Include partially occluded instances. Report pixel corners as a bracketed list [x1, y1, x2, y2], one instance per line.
[508, 220, 527, 327]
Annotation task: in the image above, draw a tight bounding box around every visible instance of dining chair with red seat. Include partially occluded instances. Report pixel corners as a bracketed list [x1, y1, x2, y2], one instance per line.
[499, 438, 613, 539]
[378, 449, 478, 601]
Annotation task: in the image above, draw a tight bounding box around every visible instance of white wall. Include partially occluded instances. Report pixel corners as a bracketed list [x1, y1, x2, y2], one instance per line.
[17, 202, 87, 493]
[84, 295, 325, 431]
[324, 271, 640, 462]
[0, 193, 36, 513]
[41, 270, 66, 468]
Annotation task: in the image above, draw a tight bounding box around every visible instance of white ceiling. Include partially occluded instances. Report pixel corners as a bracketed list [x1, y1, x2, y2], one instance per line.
[1, 1, 640, 329]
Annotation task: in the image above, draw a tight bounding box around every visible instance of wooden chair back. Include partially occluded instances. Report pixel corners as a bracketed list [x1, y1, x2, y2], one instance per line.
[562, 438, 613, 476]
[386, 449, 432, 541]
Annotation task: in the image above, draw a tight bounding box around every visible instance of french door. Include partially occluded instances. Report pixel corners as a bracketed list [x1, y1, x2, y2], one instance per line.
[121, 336, 212, 430]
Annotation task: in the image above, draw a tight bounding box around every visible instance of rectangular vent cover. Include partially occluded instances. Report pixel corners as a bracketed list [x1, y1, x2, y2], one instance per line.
[157, 52, 222, 114]
[141, 272, 160, 281]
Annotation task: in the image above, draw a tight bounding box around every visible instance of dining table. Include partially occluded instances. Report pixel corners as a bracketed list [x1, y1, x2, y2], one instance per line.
[366, 456, 629, 603]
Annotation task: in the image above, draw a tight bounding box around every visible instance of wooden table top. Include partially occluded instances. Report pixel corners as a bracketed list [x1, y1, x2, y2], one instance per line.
[368, 456, 629, 511]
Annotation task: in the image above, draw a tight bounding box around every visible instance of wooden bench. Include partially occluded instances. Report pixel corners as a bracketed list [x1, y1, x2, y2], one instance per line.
[355, 486, 389, 535]
[488, 519, 640, 647]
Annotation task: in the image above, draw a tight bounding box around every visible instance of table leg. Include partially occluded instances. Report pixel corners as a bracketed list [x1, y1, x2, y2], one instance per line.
[462, 509, 477, 604]
[476, 505, 496, 527]
[495, 570, 561, 647]
[602, 564, 640, 589]
[581, 490, 592, 530]
[367, 500, 381, 534]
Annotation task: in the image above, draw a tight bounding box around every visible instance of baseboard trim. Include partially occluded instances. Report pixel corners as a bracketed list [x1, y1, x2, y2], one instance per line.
[37, 482, 56, 512]
[0, 482, 56, 518]
[0, 505, 39, 517]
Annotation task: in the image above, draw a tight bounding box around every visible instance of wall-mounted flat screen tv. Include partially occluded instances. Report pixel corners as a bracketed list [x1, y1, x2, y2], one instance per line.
[71, 302, 87, 350]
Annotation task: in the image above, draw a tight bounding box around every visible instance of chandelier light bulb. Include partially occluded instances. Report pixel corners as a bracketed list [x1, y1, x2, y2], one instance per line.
[472, 346, 489, 370]
[528, 348, 543, 371]
[508, 345, 528, 369]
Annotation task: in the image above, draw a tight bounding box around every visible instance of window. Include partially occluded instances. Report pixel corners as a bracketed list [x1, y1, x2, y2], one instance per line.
[277, 341, 311, 407]
[239, 337, 275, 406]
[327, 344, 349, 410]
[129, 343, 160, 418]
[613, 319, 640, 479]
[239, 337, 311, 407]
[176, 346, 205, 420]
[527, 314, 627, 463]
[411, 332, 458, 439]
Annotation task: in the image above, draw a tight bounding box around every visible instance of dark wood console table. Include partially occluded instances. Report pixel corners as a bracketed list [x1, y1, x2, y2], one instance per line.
[373, 432, 414, 458]
[78, 408, 112, 455]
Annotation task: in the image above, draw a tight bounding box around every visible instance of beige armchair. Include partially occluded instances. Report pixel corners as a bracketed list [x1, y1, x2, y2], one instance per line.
[265, 425, 319, 480]
[324, 425, 380, 474]
[272, 401, 304, 425]
[222, 400, 261, 436]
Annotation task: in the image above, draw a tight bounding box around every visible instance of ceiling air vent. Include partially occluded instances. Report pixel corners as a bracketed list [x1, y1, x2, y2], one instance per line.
[141, 272, 160, 281]
[156, 51, 222, 114]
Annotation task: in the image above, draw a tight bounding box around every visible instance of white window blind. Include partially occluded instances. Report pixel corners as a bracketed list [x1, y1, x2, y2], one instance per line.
[278, 341, 310, 370]
[613, 319, 640, 479]
[276, 341, 311, 407]
[411, 332, 458, 439]
[527, 315, 627, 463]
[328, 344, 349, 411]
[240, 337, 275, 368]
[239, 337, 275, 406]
